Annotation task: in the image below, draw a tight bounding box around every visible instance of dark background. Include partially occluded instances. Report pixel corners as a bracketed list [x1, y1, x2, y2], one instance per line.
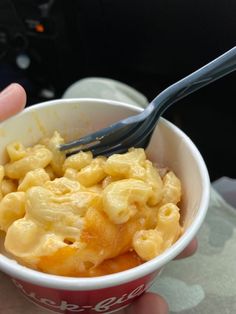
[0, 0, 235, 182]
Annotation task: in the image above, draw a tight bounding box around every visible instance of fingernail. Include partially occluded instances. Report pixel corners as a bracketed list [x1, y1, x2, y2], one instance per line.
[0, 84, 15, 97]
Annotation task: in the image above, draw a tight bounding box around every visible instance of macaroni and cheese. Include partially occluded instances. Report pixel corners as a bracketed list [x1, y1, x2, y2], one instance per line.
[0, 131, 183, 277]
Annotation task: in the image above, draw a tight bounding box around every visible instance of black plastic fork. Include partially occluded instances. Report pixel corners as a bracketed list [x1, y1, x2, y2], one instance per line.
[60, 46, 236, 156]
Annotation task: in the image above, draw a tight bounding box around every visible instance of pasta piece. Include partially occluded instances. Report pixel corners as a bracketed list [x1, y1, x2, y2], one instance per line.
[18, 168, 50, 191]
[44, 131, 66, 177]
[44, 177, 81, 195]
[63, 151, 93, 172]
[133, 229, 163, 261]
[0, 192, 25, 231]
[6, 142, 26, 162]
[76, 157, 106, 187]
[104, 147, 146, 179]
[157, 203, 182, 249]
[160, 171, 181, 205]
[4, 218, 66, 265]
[144, 160, 163, 206]
[103, 178, 153, 224]
[4, 146, 52, 179]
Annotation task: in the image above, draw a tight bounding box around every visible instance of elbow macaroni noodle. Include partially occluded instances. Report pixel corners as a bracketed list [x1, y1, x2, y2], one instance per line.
[0, 131, 183, 277]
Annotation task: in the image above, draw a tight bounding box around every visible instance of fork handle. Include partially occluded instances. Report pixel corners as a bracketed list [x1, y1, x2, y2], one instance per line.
[150, 46, 236, 115]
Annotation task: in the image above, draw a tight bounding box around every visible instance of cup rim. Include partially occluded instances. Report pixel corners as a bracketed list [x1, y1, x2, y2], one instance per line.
[0, 98, 211, 290]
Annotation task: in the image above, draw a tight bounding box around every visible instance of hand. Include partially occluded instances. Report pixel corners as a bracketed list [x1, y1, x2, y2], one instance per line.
[0, 83, 197, 314]
[0, 83, 27, 121]
[119, 238, 198, 314]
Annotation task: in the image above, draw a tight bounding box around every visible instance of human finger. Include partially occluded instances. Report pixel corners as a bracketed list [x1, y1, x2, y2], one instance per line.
[175, 237, 198, 259]
[124, 292, 169, 314]
[0, 83, 27, 121]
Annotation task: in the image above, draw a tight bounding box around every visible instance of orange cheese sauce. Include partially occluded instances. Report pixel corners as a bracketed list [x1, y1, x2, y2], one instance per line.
[37, 206, 156, 277]
[38, 248, 142, 277]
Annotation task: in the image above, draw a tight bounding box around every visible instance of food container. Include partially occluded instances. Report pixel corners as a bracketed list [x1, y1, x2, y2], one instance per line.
[0, 98, 210, 313]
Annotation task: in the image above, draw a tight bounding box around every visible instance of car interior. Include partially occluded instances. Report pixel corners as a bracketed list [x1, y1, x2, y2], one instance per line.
[0, 0, 235, 181]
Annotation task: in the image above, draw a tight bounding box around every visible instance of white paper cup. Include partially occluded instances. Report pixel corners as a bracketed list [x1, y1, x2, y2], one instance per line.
[0, 98, 210, 313]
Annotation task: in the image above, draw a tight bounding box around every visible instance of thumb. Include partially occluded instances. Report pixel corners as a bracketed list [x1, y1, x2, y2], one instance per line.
[126, 292, 169, 314]
[0, 83, 27, 121]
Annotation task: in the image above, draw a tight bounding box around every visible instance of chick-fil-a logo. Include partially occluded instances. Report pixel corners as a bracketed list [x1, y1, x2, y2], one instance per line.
[12, 279, 147, 313]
